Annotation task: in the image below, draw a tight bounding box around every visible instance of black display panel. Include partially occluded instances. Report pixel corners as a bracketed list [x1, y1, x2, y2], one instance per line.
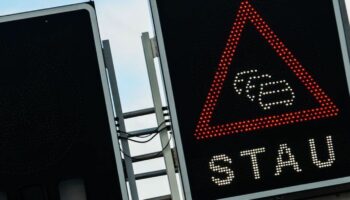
[151, 0, 350, 199]
[0, 4, 126, 200]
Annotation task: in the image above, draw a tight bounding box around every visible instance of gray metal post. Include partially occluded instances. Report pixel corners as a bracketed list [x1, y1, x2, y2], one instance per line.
[103, 40, 139, 200]
[141, 32, 181, 200]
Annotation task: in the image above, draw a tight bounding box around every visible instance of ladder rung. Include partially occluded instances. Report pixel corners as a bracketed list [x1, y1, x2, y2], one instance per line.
[132, 151, 163, 162]
[133, 167, 180, 181]
[123, 108, 155, 119]
[128, 127, 158, 137]
[131, 148, 176, 163]
[145, 195, 171, 200]
[123, 107, 169, 119]
[135, 170, 167, 180]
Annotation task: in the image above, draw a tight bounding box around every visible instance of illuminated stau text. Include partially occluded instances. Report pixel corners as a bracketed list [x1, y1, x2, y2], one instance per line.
[209, 136, 336, 186]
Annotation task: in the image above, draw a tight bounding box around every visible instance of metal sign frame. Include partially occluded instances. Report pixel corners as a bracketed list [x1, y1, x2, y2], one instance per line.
[149, 0, 350, 199]
[0, 4, 129, 200]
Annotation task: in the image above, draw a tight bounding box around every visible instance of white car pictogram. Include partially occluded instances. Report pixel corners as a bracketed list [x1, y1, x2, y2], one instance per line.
[233, 69, 295, 110]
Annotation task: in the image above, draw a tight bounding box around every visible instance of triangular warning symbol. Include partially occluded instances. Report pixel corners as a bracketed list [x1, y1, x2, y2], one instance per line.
[195, 0, 339, 140]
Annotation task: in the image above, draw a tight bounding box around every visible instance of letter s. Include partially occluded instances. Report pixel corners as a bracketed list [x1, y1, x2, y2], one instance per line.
[209, 154, 234, 186]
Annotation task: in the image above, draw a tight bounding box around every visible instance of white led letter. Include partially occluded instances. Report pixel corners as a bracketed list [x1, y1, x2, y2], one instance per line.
[209, 154, 234, 186]
[275, 144, 302, 176]
[240, 148, 266, 179]
[309, 136, 336, 168]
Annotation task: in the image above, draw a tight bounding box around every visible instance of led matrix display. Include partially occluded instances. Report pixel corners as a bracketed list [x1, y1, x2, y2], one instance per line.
[151, 0, 350, 199]
[195, 0, 339, 140]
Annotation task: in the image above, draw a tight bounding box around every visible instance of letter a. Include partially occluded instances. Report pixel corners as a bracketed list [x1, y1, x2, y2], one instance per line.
[275, 144, 302, 176]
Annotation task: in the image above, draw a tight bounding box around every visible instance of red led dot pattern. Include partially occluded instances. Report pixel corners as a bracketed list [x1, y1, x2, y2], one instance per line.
[194, 0, 340, 140]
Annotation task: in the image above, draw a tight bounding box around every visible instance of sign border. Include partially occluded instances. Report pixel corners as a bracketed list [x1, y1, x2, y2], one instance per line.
[0, 4, 129, 200]
[150, 0, 350, 199]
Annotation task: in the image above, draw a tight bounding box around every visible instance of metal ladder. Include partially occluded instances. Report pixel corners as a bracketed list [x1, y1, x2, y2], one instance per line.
[102, 37, 181, 200]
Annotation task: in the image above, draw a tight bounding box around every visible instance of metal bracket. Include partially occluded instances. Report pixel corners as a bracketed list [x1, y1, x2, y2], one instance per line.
[150, 37, 160, 58]
[102, 40, 138, 200]
[142, 32, 181, 200]
[100, 36, 181, 199]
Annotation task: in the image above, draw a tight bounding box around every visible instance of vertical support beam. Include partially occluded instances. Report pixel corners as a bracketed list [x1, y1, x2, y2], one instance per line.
[103, 40, 139, 200]
[141, 32, 181, 200]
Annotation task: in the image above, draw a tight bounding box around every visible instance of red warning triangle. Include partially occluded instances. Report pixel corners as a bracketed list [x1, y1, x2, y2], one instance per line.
[195, 0, 339, 140]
